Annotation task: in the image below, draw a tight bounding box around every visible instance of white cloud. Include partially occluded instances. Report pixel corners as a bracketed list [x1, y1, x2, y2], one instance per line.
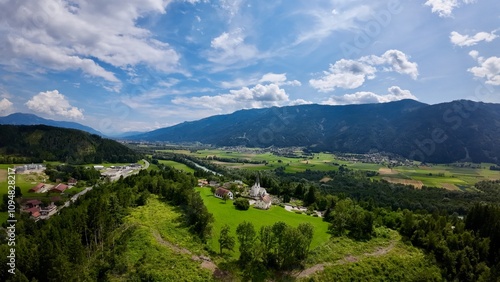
[289, 99, 313, 105]
[322, 86, 417, 105]
[0, 0, 180, 85]
[309, 59, 377, 92]
[469, 56, 500, 85]
[362, 50, 419, 79]
[207, 28, 260, 66]
[172, 83, 289, 112]
[310, 50, 418, 92]
[450, 31, 498, 47]
[221, 73, 301, 89]
[0, 98, 13, 114]
[424, 0, 477, 17]
[469, 50, 479, 59]
[295, 3, 375, 45]
[25, 90, 84, 119]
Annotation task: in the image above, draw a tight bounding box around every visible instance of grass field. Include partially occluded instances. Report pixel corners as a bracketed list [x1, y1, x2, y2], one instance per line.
[158, 160, 195, 173]
[196, 187, 330, 258]
[107, 196, 215, 282]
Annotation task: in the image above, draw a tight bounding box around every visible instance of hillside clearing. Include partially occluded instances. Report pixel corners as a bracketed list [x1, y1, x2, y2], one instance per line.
[196, 187, 330, 258]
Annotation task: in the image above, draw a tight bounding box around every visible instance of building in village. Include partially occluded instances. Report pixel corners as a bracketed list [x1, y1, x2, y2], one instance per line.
[214, 187, 234, 200]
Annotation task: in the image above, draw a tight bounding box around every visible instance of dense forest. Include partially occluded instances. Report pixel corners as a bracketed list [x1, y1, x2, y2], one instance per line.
[0, 125, 141, 164]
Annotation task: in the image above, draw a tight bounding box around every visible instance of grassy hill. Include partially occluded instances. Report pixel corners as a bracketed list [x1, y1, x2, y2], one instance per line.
[105, 196, 216, 282]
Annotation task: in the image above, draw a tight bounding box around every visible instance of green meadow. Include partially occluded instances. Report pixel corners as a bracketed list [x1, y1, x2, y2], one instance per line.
[158, 160, 195, 173]
[196, 187, 330, 258]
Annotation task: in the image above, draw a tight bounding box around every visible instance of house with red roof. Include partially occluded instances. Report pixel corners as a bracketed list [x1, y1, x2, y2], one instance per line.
[50, 183, 69, 193]
[24, 199, 42, 209]
[29, 183, 46, 193]
[214, 187, 234, 200]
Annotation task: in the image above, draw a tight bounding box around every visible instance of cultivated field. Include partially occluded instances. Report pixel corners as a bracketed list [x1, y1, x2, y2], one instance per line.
[382, 177, 424, 189]
[158, 148, 500, 190]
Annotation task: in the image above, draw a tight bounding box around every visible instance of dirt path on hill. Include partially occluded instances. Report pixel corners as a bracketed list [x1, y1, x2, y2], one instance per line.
[295, 241, 396, 279]
[152, 231, 219, 273]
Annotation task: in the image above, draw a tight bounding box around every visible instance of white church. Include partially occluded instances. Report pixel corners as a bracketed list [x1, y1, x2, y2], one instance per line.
[249, 177, 272, 210]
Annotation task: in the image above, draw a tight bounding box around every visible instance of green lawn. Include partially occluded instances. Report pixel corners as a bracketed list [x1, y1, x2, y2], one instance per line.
[158, 160, 195, 173]
[196, 187, 330, 257]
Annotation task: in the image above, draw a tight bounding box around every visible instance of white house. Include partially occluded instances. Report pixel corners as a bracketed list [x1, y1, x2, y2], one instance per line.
[255, 194, 272, 210]
[214, 188, 234, 200]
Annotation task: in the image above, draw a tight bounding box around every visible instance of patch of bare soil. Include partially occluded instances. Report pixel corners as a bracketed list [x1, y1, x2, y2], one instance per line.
[295, 263, 329, 279]
[0, 169, 7, 182]
[378, 168, 398, 175]
[319, 177, 332, 183]
[441, 183, 460, 191]
[382, 177, 424, 189]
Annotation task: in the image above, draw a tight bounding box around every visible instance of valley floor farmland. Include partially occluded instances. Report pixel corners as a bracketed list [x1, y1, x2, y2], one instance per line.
[156, 148, 500, 189]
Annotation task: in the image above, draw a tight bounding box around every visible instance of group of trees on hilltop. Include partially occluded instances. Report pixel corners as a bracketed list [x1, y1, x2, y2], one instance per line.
[0, 125, 141, 164]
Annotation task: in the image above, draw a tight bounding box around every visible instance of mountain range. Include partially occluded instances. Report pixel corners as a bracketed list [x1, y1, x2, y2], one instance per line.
[128, 99, 500, 164]
[0, 113, 104, 136]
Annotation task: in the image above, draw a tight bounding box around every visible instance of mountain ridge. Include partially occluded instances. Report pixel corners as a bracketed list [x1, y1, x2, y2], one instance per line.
[0, 113, 104, 136]
[128, 99, 500, 163]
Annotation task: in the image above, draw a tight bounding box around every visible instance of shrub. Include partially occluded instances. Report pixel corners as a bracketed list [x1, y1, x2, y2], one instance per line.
[234, 198, 250, 210]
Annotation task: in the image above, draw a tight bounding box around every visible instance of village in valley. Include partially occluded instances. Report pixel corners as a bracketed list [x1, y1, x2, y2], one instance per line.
[13, 162, 145, 221]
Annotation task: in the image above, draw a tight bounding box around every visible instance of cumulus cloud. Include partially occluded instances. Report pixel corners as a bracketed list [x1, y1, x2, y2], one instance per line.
[322, 86, 417, 105]
[0, 0, 180, 85]
[310, 50, 418, 92]
[469, 56, 500, 85]
[424, 0, 477, 17]
[221, 73, 301, 89]
[0, 98, 14, 114]
[25, 90, 84, 119]
[172, 83, 289, 112]
[309, 60, 377, 92]
[450, 31, 498, 47]
[469, 50, 479, 59]
[207, 28, 260, 66]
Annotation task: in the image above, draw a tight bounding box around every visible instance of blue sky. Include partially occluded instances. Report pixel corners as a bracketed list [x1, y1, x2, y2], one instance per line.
[0, 0, 498, 134]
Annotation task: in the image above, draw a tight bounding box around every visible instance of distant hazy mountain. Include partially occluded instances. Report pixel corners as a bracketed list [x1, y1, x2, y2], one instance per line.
[0, 113, 103, 136]
[128, 99, 500, 163]
[108, 131, 146, 139]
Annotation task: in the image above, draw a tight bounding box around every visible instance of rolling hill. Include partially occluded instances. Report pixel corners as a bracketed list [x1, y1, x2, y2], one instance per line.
[129, 99, 500, 163]
[0, 113, 103, 136]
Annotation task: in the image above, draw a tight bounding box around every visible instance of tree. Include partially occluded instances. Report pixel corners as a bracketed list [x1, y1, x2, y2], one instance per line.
[222, 193, 230, 203]
[218, 224, 235, 254]
[304, 185, 317, 206]
[236, 221, 256, 265]
[234, 197, 250, 210]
